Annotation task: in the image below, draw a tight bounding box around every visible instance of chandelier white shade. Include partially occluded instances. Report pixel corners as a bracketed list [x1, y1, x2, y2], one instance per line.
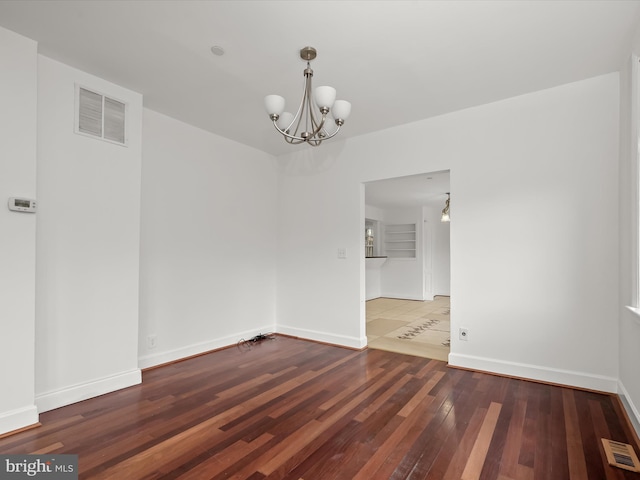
[264, 46, 351, 146]
[264, 95, 285, 116]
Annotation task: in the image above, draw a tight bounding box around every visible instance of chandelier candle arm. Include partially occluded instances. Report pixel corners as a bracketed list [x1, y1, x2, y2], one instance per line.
[264, 46, 350, 146]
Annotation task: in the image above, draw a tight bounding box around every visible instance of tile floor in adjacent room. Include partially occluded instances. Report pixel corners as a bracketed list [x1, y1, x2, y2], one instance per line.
[366, 295, 451, 362]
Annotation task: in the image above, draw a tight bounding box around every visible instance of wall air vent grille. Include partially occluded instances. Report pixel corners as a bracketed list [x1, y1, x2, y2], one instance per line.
[76, 85, 127, 146]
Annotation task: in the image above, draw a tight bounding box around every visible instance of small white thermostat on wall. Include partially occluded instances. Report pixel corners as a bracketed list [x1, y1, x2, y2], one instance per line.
[8, 197, 36, 213]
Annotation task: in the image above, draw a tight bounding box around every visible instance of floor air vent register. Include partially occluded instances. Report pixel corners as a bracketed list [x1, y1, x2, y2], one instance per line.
[601, 438, 640, 472]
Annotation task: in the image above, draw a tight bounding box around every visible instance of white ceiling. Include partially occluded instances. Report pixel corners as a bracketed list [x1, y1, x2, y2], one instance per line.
[365, 171, 450, 209]
[0, 0, 638, 207]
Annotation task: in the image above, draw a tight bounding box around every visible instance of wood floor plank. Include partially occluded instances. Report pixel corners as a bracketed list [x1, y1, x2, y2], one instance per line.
[31, 441, 64, 455]
[517, 464, 535, 480]
[397, 370, 445, 418]
[518, 390, 538, 471]
[175, 433, 273, 480]
[579, 393, 610, 480]
[256, 360, 414, 477]
[587, 399, 625, 480]
[351, 396, 435, 479]
[478, 380, 518, 480]
[0, 336, 638, 479]
[353, 373, 413, 422]
[354, 371, 467, 479]
[548, 386, 570, 480]
[563, 388, 589, 480]
[384, 394, 458, 477]
[497, 398, 527, 479]
[404, 373, 484, 479]
[461, 402, 502, 480]
[439, 403, 488, 480]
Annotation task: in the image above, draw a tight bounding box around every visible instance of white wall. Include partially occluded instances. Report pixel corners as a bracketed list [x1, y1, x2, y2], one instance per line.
[365, 204, 384, 229]
[138, 109, 278, 368]
[365, 260, 383, 300]
[277, 73, 620, 391]
[449, 76, 618, 391]
[0, 27, 38, 435]
[35, 56, 143, 412]
[424, 205, 451, 297]
[618, 35, 640, 426]
[364, 205, 384, 300]
[277, 162, 368, 348]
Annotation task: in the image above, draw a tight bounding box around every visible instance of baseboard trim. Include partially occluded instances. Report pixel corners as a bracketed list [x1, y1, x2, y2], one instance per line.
[276, 325, 367, 349]
[138, 326, 277, 370]
[619, 381, 640, 441]
[448, 353, 618, 393]
[36, 369, 142, 413]
[0, 405, 39, 437]
[380, 293, 425, 301]
[276, 333, 366, 351]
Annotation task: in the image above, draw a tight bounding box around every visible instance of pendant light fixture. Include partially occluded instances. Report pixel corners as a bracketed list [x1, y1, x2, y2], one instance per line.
[264, 46, 351, 146]
[441, 193, 451, 222]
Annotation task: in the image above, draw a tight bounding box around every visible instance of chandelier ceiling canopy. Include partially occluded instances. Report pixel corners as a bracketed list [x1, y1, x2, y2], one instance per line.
[264, 47, 351, 147]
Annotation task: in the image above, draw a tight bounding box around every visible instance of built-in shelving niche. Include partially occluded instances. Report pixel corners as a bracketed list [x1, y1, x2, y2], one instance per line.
[384, 223, 416, 258]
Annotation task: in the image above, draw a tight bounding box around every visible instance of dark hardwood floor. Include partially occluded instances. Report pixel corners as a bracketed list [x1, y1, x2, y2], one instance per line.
[1, 335, 639, 479]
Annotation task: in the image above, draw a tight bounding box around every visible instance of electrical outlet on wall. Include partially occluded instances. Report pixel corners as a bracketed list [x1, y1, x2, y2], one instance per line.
[147, 334, 157, 349]
[459, 328, 469, 341]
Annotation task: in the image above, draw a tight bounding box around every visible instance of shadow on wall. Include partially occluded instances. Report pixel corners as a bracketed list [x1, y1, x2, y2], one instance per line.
[275, 138, 347, 176]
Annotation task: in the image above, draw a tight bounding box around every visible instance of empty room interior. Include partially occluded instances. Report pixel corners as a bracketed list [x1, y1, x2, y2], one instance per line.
[3, 1, 640, 478]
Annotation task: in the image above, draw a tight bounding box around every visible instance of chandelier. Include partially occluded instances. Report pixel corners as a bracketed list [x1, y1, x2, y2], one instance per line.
[264, 46, 351, 146]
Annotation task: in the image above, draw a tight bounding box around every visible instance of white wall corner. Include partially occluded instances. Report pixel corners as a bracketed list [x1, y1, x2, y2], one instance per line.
[36, 369, 141, 413]
[138, 326, 277, 370]
[448, 353, 618, 393]
[618, 380, 640, 438]
[0, 405, 39, 437]
[0, 25, 38, 440]
[276, 324, 367, 350]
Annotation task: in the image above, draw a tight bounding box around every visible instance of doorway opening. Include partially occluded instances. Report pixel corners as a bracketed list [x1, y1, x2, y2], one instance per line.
[363, 170, 450, 361]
